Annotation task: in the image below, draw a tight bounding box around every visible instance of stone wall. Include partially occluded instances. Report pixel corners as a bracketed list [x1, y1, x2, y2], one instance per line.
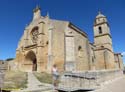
[0, 65, 6, 88]
[50, 20, 67, 72]
[114, 54, 124, 70]
[59, 69, 123, 90]
[94, 48, 115, 70]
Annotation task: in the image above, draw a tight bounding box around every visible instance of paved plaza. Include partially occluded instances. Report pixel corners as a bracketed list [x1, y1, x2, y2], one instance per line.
[91, 75, 125, 92]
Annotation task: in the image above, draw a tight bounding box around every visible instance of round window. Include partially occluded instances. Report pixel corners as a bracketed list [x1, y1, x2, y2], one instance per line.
[31, 26, 39, 43]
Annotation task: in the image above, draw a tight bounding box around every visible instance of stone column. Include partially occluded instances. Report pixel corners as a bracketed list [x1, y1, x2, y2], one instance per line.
[47, 24, 54, 73]
[24, 28, 29, 47]
[104, 49, 108, 69]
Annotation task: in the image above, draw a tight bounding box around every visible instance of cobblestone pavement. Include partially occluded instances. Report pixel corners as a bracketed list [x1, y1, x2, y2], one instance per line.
[91, 76, 125, 92]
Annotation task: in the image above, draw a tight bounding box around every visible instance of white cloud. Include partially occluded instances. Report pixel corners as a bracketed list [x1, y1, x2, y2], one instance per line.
[122, 52, 125, 56]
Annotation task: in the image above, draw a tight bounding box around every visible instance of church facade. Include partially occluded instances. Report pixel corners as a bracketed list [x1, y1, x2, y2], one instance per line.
[15, 7, 123, 72]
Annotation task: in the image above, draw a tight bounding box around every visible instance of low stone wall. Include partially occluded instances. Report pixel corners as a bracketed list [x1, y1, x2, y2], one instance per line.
[94, 69, 123, 84]
[0, 65, 7, 88]
[58, 69, 123, 91]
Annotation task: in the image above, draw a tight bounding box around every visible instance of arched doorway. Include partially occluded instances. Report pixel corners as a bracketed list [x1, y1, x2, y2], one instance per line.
[32, 58, 37, 71]
[25, 51, 37, 71]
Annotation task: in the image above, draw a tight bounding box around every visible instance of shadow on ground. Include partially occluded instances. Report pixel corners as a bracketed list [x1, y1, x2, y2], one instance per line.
[58, 89, 94, 92]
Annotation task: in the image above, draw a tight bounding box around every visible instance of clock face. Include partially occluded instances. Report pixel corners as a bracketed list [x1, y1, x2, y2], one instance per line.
[31, 26, 39, 43]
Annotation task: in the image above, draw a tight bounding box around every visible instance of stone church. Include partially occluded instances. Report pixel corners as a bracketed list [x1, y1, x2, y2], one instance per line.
[15, 6, 123, 72]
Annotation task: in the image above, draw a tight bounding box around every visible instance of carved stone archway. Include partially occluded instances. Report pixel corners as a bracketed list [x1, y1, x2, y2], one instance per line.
[25, 51, 37, 71]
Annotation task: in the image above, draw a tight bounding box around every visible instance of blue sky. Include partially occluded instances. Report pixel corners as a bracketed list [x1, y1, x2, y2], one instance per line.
[0, 0, 125, 63]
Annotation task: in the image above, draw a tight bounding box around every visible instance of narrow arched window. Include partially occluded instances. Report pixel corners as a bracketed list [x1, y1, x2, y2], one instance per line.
[46, 41, 49, 45]
[78, 46, 83, 57]
[98, 26, 102, 34]
[92, 56, 94, 63]
[78, 46, 82, 51]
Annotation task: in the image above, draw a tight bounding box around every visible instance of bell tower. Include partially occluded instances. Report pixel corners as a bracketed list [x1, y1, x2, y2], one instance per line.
[93, 11, 113, 51]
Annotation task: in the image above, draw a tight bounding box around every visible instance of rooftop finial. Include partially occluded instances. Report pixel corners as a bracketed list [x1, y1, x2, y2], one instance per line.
[36, 5, 39, 8]
[33, 5, 41, 20]
[98, 11, 101, 15]
[33, 5, 40, 12]
[47, 12, 49, 17]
